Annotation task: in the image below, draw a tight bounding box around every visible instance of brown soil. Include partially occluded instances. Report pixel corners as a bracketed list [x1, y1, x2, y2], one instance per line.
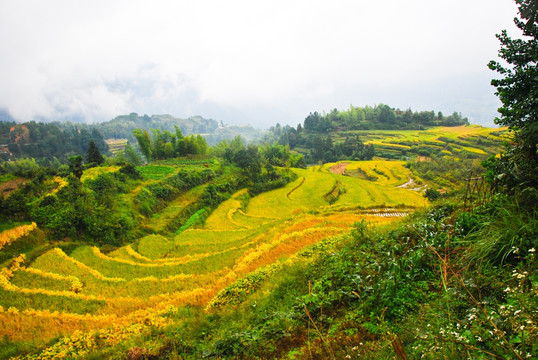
[0, 178, 29, 197]
[328, 162, 349, 175]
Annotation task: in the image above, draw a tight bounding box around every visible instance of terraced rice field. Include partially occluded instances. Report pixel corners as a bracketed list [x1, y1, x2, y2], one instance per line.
[339, 125, 508, 159]
[0, 161, 425, 356]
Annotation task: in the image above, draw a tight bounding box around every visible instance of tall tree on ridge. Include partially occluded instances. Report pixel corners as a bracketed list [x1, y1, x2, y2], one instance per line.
[488, 0, 538, 200]
[86, 140, 104, 165]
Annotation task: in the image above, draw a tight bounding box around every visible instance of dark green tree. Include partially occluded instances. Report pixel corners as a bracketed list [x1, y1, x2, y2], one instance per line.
[68, 155, 83, 180]
[86, 140, 104, 165]
[488, 0, 538, 198]
[233, 145, 262, 180]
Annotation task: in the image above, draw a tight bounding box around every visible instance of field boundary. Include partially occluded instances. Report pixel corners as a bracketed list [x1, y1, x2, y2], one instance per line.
[286, 177, 305, 200]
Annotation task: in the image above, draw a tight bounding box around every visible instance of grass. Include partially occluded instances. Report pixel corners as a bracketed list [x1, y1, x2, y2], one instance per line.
[0, 173, 16, 184]
[246, 169, 335, 219]
[135, 235, 175, 260]
[80, 166, 120, 182]
[136, 165, 177, 180]
[68, 245, 246, 280]
[203, 189, 250, 230]
[145, 185, 205, 233]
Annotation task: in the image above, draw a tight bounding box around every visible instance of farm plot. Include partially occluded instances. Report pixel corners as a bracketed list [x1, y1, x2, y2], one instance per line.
[347, 125, 509, 159]
[1, 160, 426, 351]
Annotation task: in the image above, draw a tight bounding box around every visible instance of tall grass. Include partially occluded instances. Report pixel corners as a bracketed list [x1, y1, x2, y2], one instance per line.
[467, 199, 538, 266]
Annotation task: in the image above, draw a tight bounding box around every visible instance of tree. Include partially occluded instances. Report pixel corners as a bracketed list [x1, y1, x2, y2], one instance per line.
[133, 129, 152, 162]
[86, 140, 104, 165]
[487, 0, 538, 198]
[68, 155, 83, 180]
[233, 145, 262, 180]
[124, 143, 142, 166]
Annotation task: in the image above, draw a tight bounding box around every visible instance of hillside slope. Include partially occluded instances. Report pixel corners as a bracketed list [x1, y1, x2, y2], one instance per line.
[0, 160, 427, 359]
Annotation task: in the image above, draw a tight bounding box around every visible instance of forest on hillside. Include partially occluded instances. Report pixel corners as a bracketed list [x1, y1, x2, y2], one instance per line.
[0, 104, 474, 165]
[0, 113, 261, 163]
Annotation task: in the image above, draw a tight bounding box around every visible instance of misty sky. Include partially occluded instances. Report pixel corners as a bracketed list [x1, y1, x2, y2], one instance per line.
[0, 0, 521, 128]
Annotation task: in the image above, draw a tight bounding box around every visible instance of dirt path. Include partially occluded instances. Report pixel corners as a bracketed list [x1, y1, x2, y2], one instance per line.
[328, 162, 349, 175]
[397, 177, 415, 188]
[397, 177, 427, 192]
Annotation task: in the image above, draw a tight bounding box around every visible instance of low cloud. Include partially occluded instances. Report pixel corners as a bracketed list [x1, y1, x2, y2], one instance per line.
[0, 0, 519, 127]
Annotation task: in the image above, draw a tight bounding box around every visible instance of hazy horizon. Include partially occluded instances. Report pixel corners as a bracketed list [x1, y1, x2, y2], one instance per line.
[0, 1, 520, 128]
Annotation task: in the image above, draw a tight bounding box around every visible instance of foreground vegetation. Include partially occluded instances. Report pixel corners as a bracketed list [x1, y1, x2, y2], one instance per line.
[77, 197, 534, 360]
[1, 188, 535, 359]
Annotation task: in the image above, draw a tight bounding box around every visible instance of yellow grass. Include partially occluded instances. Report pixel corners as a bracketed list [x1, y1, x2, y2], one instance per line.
[0, 222, 37, 251]
[204, 189, 250, 230]
[80, 166, 120, 182]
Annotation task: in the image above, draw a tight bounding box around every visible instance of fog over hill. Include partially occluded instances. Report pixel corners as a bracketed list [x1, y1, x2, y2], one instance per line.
[0, 1, 519, 128]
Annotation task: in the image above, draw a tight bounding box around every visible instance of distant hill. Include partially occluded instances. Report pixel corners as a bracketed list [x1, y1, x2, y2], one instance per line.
[0, 120, 108, 162]
[0, 113, 265, 162]
[92, 113, 264, 145]
[94, 113, 218, 141]
[263, 104, 503, 163]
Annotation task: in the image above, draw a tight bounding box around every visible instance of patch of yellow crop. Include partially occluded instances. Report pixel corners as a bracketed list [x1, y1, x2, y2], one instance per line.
[136, 234, 174, 260]
[172, 229, 256, 256]
[343, 160, 411, 186]
[81, 166, 120, 182]
[357, 125, 508, 149]
[461, 146, 487, 154]
[204, 189, 249, 230]
[0, 222, 37, 251]
[246, 169, 335, 219]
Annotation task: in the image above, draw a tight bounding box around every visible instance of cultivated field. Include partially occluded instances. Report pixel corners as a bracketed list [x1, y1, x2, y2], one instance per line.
[0, 161, 425, 358]
[340, 125, 509, 159]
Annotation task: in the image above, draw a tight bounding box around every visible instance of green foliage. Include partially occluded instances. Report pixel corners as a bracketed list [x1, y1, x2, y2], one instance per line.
[488, 0, 538, 201]
[175, 208, 206, 235]
[0, 158, 41, 178]
[466, 196, 538, 266]
[118, 163, 140, 179]
[249, 168, 297, 196]
[85, 140, 104, 165]
[133, 129, 152, 162]
[424, 188, 442, 201]
[303, 104, 454, 132]
[68, 155, 83, 180]
[0, 121, 108, 162]
[124, 142, 142, 166]
[135, 168, 215, 216]
[133, 127, 209, 162]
